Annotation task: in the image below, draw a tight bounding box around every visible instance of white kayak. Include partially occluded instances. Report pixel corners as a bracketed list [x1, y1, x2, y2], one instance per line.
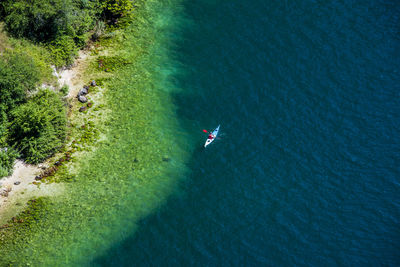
[204, 125, 220, 148]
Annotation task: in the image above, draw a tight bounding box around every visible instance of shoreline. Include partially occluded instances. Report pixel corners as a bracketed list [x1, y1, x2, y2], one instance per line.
[0, 49, 93, 223]
[0, 0, 190, 264]
[0, 160, 63, 224]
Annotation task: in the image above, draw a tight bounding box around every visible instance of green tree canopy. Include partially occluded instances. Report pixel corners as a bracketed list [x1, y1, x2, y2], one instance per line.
[1, 0, 106, 41]
[2, 0, 60, 41]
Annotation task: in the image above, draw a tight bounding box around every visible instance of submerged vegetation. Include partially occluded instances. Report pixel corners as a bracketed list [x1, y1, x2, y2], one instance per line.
[0, 0, 136, 174]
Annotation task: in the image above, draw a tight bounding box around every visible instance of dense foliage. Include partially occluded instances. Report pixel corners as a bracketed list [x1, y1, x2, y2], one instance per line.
[9, 90, 67, 164]
[0, 0, 135, 66]
[0, 51, 67, 167]
[0, 52, 44, 173]
[0, 0, 136, 174]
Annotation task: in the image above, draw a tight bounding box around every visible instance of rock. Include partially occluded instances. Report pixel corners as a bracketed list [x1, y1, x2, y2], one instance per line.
[77, 87, 88, 96]
[0, 224, 9, 229]
[162, 157, 171, 162]
[79, 106, 87, 112]
[38, 163, 48, 169]
[78, 95, 88, 103]
[14, 181, 21, 185]
[90, 80, 97, 86]
[0, 189, 8, 197]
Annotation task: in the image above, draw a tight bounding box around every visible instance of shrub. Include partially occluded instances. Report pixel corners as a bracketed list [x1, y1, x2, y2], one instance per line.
[11, 39, 55, 83]
[92, 20, 106, 41]
[0, 105, 8, 144]
[60, 85, 69, 96]
[0, 51, 40, 111]
[48, 35, 78, 67]
[0, 147, 19, 177]
[100, 0, 134, 27]
[9, 89, 67, 163]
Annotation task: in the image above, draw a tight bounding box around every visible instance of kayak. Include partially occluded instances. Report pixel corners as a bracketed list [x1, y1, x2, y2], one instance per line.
[204, 125, 220, 148]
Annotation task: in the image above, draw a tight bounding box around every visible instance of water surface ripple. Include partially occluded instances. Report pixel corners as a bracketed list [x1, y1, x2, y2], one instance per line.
[96, 0, 400, 266]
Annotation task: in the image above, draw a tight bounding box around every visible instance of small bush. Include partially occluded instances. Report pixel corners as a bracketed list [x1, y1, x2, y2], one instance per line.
[0, 148, 19, 177]
[11, 39, 55, 83]
[48, 35, 78, 67]
[60, 85, 69, 96]
[0, 105, 8, 145]
[92, 20, 106, 41]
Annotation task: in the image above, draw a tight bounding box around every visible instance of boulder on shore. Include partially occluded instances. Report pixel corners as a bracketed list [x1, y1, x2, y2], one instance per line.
[77, 87, 88, 97]
[78, 95, 88, 103]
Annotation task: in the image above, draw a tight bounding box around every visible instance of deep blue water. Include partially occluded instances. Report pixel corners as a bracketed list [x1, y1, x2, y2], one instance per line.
[96, 0, 400, 266]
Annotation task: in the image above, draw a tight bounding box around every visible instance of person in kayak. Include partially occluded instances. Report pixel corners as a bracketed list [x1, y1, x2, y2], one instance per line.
[208, 134, 215, 139]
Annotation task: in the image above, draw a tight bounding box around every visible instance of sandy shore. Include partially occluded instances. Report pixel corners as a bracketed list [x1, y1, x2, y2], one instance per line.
[0, 50, 92, 224]
[0, 161, 64, 224]
[58, 50, 92, 98]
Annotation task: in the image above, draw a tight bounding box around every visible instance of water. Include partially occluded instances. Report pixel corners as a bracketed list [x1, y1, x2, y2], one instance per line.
[95, 0, 400, 266]
[1, 0, 398, 265]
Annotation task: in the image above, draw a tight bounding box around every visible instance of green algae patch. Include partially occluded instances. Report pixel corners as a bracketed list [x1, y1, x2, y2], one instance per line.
[97, 55, 132, 72]
[0, 0, 191, 265]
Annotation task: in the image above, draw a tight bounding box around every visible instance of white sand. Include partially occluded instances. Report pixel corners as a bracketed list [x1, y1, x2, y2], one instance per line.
[58, 50, 92, 98]
[0, 160, 64, 224]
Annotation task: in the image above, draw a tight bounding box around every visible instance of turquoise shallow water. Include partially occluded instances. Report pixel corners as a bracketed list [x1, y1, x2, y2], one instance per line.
[0, 1, 193, 265]
[94, 0, 400, 266]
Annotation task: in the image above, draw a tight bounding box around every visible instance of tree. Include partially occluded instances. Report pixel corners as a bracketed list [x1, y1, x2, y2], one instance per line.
[2, 0, 59, 41]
